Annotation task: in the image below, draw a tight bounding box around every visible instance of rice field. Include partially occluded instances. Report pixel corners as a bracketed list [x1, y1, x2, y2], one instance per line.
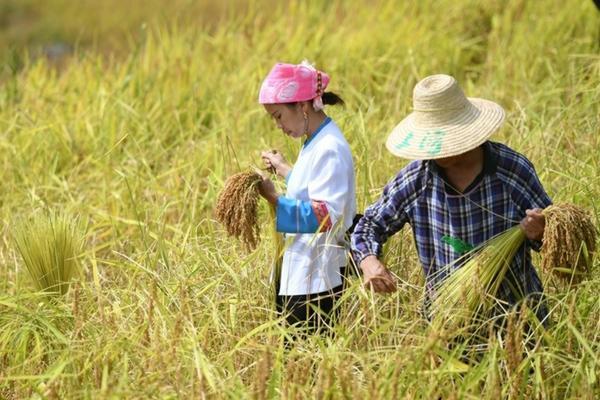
[0, 0, 599, 398]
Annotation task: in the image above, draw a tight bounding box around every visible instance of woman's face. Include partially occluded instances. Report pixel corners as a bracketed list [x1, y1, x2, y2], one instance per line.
[264, 103, 307, 138]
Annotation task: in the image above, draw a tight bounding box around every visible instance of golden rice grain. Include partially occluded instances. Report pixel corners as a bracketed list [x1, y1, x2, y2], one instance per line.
[215, 171, 262, 251]
[541, 203, 597, 283]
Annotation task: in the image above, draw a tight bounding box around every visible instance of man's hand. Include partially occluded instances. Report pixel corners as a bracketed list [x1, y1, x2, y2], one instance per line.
[360, 255, 397, 293]
[520, 208, 545, 241]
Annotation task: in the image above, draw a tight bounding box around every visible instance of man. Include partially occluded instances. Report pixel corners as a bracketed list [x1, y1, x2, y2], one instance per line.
[351, 74, 550, 321]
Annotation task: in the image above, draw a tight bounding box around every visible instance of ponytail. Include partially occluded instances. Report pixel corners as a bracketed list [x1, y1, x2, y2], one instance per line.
[283, 91, 345, 109]
[322, 91, 345, 106]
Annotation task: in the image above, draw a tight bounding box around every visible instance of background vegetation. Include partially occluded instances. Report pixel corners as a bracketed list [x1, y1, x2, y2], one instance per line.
[0, 0, 598, 398]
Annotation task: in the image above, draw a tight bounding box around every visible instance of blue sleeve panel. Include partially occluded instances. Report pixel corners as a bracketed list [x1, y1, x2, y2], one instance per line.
[276, 196, 319, 233]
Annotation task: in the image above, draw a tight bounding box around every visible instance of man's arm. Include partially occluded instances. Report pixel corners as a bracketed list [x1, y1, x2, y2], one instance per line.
[351, 172, 412, 292]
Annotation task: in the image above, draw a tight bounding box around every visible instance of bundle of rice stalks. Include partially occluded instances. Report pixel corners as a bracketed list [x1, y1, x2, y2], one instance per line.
[13, 211, 84, 296]
[215, 171, 262, 251]
[541, 203, 597, 283]
[429, 226, 526, 332]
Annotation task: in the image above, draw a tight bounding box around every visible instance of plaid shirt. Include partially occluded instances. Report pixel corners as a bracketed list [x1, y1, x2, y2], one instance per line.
[351, 141, 552, 316]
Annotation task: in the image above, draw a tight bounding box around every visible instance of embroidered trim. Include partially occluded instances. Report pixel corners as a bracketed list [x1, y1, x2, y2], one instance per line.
[316, 71, 323, 96]
[311, 201, 332, 232]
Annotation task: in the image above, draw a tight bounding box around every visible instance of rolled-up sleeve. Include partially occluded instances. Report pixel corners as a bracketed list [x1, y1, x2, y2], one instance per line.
[507, 156, 552, 251]
[351, 174, 411, 263]
[276, 197, 319, 233]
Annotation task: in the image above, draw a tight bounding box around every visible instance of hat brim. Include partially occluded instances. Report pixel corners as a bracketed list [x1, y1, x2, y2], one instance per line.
[385, 98, 505, 160]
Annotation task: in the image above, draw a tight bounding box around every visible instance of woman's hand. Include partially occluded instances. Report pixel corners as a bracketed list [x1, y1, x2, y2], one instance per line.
[256, 171, 279, 206]
[360, 255, 397, 293]
[520, 208, 545, 241]
[261, 150, 291, 179]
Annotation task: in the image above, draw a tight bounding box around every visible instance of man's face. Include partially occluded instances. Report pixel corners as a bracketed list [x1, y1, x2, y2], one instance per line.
[433, 154, 463, 169]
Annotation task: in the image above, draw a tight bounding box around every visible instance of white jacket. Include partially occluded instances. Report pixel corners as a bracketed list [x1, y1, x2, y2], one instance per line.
[277, 118, 356, 295]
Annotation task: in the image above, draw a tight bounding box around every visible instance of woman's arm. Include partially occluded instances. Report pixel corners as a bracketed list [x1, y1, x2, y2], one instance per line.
[257, 174, 330, 233]
[257, 176, 279, 205]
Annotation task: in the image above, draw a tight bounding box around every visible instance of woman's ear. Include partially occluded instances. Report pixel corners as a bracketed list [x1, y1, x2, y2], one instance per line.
[299, 101, 310, 115]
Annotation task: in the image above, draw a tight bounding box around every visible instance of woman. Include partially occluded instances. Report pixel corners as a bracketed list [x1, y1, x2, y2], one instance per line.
[256, 61, 356, 334]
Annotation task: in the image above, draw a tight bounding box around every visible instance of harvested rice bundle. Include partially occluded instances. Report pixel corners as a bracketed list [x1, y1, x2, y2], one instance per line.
[541, 203, 597, 283]
[430, 204, 597, 331]
[14, 211, 84, 296]
[215, 171, 262, 251]
[430, 226, 526, 332]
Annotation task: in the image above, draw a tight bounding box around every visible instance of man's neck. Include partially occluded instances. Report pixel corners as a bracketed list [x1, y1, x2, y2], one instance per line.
[440, 147, 484, 192]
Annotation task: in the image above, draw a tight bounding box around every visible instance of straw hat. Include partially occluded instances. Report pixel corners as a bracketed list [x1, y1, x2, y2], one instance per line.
[386, 74, 505, 160]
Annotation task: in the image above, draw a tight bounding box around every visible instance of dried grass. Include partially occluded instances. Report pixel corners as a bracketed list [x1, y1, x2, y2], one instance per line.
[541, 203, 597, 283]
[215, 171, 262, 251]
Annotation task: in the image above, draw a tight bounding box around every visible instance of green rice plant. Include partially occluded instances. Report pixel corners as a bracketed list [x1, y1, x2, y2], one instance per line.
[430, 226, 526, 332]
[13, 211, 84, 296]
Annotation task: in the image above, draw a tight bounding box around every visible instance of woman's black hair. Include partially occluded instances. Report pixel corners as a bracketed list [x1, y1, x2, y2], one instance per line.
[284, 91, 345, 109]
[321, 91, 345, 106]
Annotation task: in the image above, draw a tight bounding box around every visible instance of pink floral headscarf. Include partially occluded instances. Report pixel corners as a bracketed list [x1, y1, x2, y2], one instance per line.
[258, 61, 330, 111]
